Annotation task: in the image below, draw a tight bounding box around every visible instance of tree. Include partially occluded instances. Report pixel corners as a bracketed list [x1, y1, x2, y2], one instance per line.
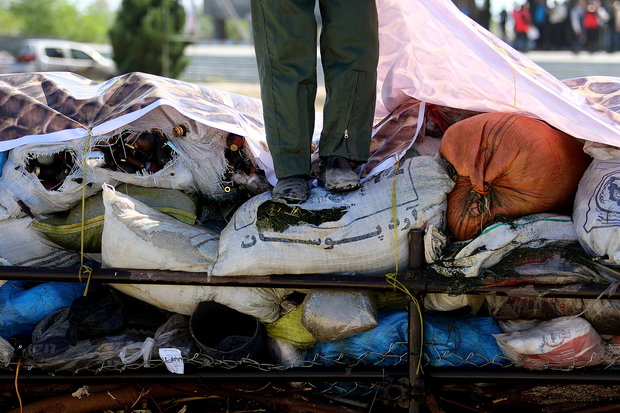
[0, 0, 113, 43]
[109, 0, 189, 78]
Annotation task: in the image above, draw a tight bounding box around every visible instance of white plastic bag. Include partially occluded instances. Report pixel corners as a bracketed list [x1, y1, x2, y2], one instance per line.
[493, 316, 605, 370]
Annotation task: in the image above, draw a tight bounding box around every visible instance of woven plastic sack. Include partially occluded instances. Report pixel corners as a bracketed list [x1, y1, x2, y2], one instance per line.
[306, 311, 408, 367]
[573, 159, 620, 264]
[109, 283, 289, 324]
[33, 184, 197, 253]
[439, 112, 590, 241]
[431, 214, 577, 278]
[423, 314, 509, 368]
[493, 316, 605, 370]
[264, 305, 317, 350]
[101, 184, 218, 272]
[212, 156, 454, 276]
[0, 217, 80, 267]
[0, 140, 104, 217]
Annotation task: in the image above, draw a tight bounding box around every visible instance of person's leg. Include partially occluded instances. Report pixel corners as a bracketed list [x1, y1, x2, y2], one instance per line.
[251, 0, 317, 179]
[317, 0, 378, 164]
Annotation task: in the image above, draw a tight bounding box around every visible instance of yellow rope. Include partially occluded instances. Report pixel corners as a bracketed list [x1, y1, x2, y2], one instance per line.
[15, 357, 22, 413]
[384, 156, 424, 375]
[79, 129, 93, 296]
[490, 44, 542, 107]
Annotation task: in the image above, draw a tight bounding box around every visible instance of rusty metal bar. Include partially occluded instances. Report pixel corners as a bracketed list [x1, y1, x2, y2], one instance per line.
[2, 266, 619, 299]
[1, 369, 405, 383]
[425, 369, 620, 383]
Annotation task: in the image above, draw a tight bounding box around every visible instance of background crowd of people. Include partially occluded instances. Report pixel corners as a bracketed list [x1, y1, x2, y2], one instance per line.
[503, 0, 620, 53]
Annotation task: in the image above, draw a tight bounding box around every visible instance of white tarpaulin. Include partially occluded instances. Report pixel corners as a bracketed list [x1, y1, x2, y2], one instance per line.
[0, 0, 618, 184]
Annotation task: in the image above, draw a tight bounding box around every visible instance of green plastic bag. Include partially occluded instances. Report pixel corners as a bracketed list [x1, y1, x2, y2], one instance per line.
[32, 184, 197, 253]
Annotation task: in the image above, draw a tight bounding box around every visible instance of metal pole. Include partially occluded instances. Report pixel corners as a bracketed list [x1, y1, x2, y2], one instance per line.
[408, 229, 425, 413]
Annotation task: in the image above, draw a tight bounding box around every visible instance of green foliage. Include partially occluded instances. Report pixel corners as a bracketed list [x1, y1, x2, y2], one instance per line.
[1, 0, 113, 43]
[109, 0, 189, 78]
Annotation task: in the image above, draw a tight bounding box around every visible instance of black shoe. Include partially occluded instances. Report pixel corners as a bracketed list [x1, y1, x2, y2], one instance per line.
[318, 156, 360, 192]
[272, 175, 308, 203]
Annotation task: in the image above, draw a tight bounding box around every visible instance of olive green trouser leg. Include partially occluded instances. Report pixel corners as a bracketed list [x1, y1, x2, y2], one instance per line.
[251, 0, 379, 179]
[318, 0, 379, 163]
[251, 0, 318, 179]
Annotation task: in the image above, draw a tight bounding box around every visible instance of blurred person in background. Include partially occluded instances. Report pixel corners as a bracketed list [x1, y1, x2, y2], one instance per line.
[602, 0, 618, 51]
[513, 2, 533, 51]
[548, 0, 570, 49]
[500, 8, 509, 41]
[250, 0, 379, 203]
[583, 0, 609, 52]
[570, 0, 587, 52]
[533, 0, 550, 49]
[614, 0, 620, 51]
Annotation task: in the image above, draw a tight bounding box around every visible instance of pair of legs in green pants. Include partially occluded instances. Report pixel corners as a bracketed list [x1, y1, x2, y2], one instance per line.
[251, 0, 379, 184]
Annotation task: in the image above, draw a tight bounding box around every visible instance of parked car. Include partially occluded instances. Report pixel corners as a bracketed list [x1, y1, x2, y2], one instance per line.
[12, 39, 118, 80]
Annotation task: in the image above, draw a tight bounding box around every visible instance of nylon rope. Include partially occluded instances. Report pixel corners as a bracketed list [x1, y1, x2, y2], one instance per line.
[79, 129, 93, 296]
[384, 155, 424, 374]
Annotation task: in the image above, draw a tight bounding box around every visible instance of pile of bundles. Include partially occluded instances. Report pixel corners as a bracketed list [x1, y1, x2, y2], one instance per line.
[1, 88, 620, 376]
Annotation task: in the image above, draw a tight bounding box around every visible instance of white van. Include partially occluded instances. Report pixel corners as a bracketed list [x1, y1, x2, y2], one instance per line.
[14, 39, 118, 80]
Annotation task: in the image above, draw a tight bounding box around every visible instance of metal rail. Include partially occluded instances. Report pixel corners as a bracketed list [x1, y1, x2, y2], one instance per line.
[1, 266, 619, 298]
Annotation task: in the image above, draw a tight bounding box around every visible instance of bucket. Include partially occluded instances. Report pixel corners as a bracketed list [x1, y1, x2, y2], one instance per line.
[190, 301, 265, 361]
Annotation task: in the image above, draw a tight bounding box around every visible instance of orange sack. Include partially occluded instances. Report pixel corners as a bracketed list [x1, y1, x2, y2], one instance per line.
[439, 112, 590, 241]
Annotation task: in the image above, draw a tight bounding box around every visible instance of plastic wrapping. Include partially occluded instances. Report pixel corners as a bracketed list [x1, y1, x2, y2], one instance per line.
[24, 309, 193, 372]
[0, 336, 13, 366]
[65, 287, 125, 346]
[582, 299, 620, 336]
[423, 314, 508, 368]
[0, 281, 84, 339]
[306, 311, 408, 367]
[486, 295, 585, 320]
[267, 337, 306, 367]
[493, 316, 605, 370]
[301, 290, 377, 342]
[0, 150, 6, 177]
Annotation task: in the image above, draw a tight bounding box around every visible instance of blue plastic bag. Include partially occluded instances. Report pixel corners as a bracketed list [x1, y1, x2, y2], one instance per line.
[423, 314, 509, 368]
[306, 311, 408, 367]
[0, 281, 85, 339]
[0, 151, 6, 177]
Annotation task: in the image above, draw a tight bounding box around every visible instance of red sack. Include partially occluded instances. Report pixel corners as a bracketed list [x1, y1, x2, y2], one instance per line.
[439, 113, 590, 241]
